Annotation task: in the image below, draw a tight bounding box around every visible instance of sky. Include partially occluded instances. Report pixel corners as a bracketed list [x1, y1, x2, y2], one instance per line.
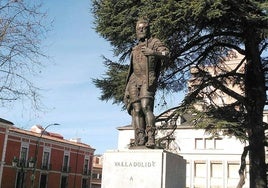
[0, 0, 183, 154]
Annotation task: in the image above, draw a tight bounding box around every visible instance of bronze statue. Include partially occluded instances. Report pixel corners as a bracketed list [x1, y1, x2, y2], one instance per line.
[124, 18, 170, 148]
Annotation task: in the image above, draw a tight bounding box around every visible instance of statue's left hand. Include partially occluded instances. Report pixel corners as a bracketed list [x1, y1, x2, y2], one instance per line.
[141, 47, 154, 56]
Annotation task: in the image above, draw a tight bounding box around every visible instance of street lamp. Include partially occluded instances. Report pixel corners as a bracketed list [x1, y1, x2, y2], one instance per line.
[12, 156, 35, 188]
[30, 123, 60, 188]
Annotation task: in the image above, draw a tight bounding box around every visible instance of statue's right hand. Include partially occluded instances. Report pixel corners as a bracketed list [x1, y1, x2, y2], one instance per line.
[141, 46, 154, 56]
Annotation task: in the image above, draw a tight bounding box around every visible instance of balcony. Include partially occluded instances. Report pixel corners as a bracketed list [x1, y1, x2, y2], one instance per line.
[83, 168, 91, 176]
[61, 165, 71, 173]
[12, 158, 35, 169]
[40, 163, 52, 170]
[91, 173, 102, 185]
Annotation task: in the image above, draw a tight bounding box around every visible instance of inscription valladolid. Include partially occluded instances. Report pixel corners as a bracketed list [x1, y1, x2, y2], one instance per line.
[114, 161, 156, 168]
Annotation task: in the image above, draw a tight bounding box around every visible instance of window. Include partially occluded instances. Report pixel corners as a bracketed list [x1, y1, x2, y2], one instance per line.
[82, 178, 88, 188]
[92, 173, 102, 179]
[42, 151, 50, 170]
[210, 163, 223, 188]
[205, 138, 214, 149]
[83, 158, 89, 175]
[20, 146, 28, 166]
[16, 144, 28, 188]
[60, 176, 68, 188]
[228, 163, 239, 178]
[195, 138, 204, 149]
[211, 163, 222, 178]
[196, 138, 224, 150]
[16, 171, 25, 188]
[215, 138, 224, 149]
[20, 147, 28, 161]
[263, 114, 268, 123]
[194, 162, 206, 177]
[39, 174, 47, 188]
[194, 161, 206, 188]
[62, 153, 70, 172]
[92, 173, 98, 179]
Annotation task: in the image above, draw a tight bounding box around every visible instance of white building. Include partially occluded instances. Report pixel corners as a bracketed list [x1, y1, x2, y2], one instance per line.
[117, 109, 251, 188]
[117, 50, 263, 188]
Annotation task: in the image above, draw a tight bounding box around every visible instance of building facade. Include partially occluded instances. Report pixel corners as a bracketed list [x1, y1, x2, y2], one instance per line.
[116, 50, 267, 188]
[0, 119, 95, 188]
[117, 113, 251, 188]
[188, 50, 245, 110]
[91, 155, 103, 188]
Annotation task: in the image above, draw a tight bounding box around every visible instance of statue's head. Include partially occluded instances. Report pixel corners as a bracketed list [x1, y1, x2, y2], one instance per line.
[136, 17, 150, 41]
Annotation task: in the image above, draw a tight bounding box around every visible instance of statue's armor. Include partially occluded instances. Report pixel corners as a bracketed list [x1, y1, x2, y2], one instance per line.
[132, 42, 147, 78]
[132, 40, 159, 88]
[125, 37, 168, 109]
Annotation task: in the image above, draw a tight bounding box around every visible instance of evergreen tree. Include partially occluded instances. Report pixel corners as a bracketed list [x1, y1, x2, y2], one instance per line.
[92, 0, 268, 187]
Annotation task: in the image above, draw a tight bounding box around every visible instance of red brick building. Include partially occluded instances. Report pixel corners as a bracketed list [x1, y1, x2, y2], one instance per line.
[91, 155, 103, 188]
[0, 118, 95, 188]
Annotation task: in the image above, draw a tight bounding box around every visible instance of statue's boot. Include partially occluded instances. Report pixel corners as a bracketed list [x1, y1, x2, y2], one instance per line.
[135, 128, 146, 146]
[145, 126, 155, 148]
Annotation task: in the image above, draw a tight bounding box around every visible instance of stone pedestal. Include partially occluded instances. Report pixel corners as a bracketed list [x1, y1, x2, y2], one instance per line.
[101, 149, 186, 188]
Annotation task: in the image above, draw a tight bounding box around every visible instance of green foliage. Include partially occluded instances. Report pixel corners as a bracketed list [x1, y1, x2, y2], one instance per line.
[92, 1, 268, 185]
[92, 2, 267, 102]
[92, 0, 267, 97]
[92, 0, 268, 108]
[92, 0, 268, 105]
[92, 57, 128, 106]
[192, 105, 248, 142]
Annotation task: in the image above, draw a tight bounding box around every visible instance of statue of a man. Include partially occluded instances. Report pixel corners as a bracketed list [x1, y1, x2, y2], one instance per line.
[124, 18, 169, 148]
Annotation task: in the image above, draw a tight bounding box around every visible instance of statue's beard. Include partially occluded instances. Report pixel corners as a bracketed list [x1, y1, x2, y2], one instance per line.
[137, 33, 146, 41]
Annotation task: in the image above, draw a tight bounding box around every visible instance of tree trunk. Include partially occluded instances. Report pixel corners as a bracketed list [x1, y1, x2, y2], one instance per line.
[244, 28, 267, 188]
[237, 146, 249, 188]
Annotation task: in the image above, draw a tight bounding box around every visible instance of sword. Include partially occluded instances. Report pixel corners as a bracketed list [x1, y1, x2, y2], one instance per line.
[145, 38, 149, 90]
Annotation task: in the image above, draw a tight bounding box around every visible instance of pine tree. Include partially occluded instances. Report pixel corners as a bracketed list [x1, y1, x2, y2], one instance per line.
[92, 1, 268, 187]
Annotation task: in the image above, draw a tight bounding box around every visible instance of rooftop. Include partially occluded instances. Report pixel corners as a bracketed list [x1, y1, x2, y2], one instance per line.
[10, 125, 95, 151]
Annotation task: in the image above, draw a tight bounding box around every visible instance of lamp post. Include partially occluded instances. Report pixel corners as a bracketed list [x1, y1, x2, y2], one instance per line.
[30, 123, 59, 188]
[12, 157, 34, 188]
[12, 157, 25, 188]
